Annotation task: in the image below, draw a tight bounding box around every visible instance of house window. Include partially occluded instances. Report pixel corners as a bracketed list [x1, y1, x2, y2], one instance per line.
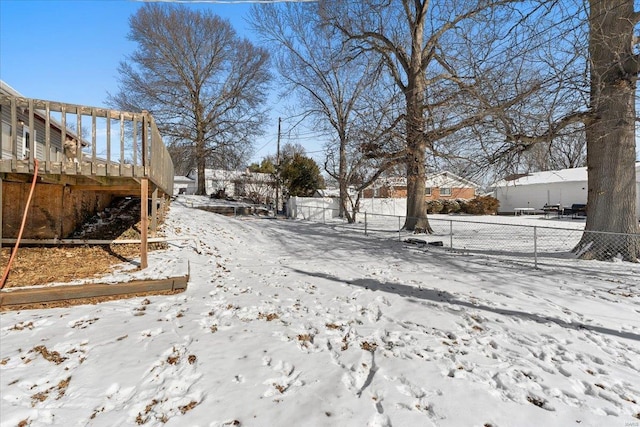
[425, 187, 432, 196]
[22, 127, 35, 159]
[440, 187, 452, 196]
[1, 122, 11, 157]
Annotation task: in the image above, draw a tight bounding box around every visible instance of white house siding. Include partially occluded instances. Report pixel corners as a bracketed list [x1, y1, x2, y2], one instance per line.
[288, 196, 338, 220]
[173, 176, 196, 196]
[289, 197, 409, 219]
[186, 169, 274, 200]
[495, 181, 588, 212]
[493, 164, 640, 217]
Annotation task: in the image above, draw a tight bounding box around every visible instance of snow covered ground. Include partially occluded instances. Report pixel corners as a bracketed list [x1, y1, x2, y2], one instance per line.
[1, 196, 639, 427]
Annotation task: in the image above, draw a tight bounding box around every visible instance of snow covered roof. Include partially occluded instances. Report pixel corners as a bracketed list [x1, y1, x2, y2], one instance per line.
[367, 171, 479, 190]
[174, 176, 194, 183]
[314, 187, 357, 197]
[493, 163, 640, 187]
[187, 169, 274, 183]
[426, 171, 480, 189]
[0, 80, 23, 97]
[494, 167, 587, 187]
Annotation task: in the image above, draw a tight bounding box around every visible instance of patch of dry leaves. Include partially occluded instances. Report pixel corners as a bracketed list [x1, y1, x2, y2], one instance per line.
[0, 244, 142, 288]
[1, 198, 173, 310]
[1, 197, 169, 288]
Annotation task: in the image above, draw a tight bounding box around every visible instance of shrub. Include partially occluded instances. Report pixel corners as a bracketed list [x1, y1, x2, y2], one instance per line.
[461, 195, 499, 215]
[426, 199, 443, 214]
[441, 199, 461, 214]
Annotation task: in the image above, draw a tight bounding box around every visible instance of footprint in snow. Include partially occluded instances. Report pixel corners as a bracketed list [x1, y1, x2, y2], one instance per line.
[342, 350, 377, 397]
[393, 375, 439, 417]
[367, 392, 392, 427]
[262, 359, 304, 398]
[121, 343, 203, 425]
[90, 383, 137, 415]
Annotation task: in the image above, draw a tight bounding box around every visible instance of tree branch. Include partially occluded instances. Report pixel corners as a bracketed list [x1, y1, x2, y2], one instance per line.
[506, 111, 593, 144]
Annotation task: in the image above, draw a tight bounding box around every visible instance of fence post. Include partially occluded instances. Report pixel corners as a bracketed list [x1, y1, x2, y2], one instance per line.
[323, 205, 326, 224]
[365, 212, 368, 236]
[398, 216, 401, 241]
[450, 220, 453, 249]
[534, 226, 538, 268]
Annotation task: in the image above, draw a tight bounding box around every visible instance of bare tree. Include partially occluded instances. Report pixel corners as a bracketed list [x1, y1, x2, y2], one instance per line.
[576, 0, 638, 260]
[492, 1, 639, 260]
[322, 0, 550, 232]
[250, 3, 404, 223]
[109, 4, 271, 194]
[521, 131, 586, 172]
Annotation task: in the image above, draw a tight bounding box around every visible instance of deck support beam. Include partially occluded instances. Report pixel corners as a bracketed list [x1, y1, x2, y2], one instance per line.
[140, 178, 149, 269]
[151, 187, 158, 237]
[0, 175, 3, 250]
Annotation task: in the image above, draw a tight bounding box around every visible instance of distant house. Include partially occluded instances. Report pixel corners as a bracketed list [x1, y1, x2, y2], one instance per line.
[362, 171, 479, 200]
[313, 187, 357, 198]
[491, 164, 640, 216]
[173, 175, 196, 196]
[187, 168, 275, 203]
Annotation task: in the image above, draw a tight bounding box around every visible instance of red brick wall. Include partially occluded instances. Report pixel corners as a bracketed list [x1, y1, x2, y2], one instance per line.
[364, 186, 474, 200]
[425, 187, 475, 201]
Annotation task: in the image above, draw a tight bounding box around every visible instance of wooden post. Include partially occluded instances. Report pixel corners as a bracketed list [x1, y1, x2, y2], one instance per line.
[76, 109, 82, 173]
[91, 108, 97, 163]
[106, 111, 111, 175]
[10, 98, 17, 159]
[132, 116, 138, 167]
[141, 110, 148, 169]
[119, 113, 125, 175]
[44, 102, 51, 167]
[0, 175, 3, 250]
[28, 99, 35, 164]
[151, 187, 158, 237]
[140, 178, 149, 269]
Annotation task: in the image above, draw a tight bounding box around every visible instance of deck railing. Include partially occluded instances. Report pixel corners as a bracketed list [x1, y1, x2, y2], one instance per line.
[0, 94, 174, 195]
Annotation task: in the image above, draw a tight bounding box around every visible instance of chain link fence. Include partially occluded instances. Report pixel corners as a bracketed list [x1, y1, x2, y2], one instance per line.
[294, 204, 639, 268]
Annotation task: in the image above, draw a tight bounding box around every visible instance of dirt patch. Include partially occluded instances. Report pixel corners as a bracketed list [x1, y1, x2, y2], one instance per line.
[1, 197, 168, 289]
[1, 245, 141, 287]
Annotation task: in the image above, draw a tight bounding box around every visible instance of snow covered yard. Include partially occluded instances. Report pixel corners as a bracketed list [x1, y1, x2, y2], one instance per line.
[1, 196, 639, 427]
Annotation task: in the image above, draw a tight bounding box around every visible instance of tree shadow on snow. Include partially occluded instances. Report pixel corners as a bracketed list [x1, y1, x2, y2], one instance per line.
[290, 268, 640, 343]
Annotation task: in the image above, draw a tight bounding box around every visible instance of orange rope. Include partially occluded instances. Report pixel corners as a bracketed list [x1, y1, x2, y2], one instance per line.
[1, 159, 39, 289]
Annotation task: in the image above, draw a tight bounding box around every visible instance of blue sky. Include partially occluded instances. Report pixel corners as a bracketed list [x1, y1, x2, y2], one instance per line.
[0, 0, 321, 165]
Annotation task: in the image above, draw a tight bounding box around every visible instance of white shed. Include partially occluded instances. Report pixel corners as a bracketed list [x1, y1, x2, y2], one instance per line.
[492, 163, 640, 216]
[173, 175, 196, 196]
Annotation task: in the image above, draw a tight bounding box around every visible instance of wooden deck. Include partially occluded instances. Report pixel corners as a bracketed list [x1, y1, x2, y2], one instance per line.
[0, 94, 174, 195]
[1, 159, 148, 195]
[1, 94, 176, 269]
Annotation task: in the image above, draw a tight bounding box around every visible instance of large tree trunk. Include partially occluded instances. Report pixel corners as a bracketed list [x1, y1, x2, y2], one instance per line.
[195, 101, 207, 196]
[402, 9, 432, 234]
[404, 125, 432, 233]
[574, 0, 639, 261]
[339, 136, 356, 223]
[196, 145, 206, 195]
[195, 123, 207, 195]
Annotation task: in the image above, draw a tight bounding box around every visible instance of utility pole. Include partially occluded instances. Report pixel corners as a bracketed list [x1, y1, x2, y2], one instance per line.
[276, 117, 281, 216]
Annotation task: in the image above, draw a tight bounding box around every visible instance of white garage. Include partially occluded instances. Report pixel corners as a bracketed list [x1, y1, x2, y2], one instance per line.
[492, 164, 640, 217]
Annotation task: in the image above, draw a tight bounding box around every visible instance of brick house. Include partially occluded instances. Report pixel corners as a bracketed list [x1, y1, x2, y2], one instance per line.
[363, 171, 479, 200]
